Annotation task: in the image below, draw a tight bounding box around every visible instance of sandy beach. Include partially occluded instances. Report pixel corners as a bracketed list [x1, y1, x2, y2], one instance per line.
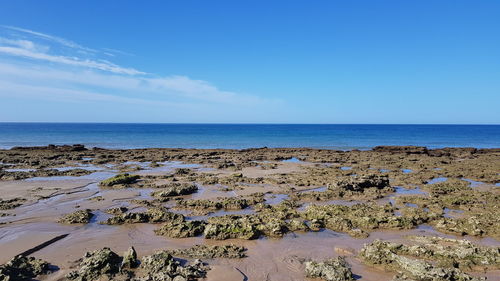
[0, 145, 499, 281]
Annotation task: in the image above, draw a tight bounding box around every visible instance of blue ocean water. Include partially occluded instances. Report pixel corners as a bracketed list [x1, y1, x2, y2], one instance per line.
[0, 123, 498, 150]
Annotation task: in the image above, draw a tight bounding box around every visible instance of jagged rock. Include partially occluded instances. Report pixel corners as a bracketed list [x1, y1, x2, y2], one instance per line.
[155, 220, 206, 238]
[150, 183, 198, 199]
[140, 251, 207, 281]
[121, 247, 138, 270]
[359, 239, 490, 281]
[58, 209, 94, 224]
[305, 257, 354, 281]
[165, 244, 246, 259]
[103, 207, 184, 225]
[99, 173, 139, 187]
[330, 175, 390, 192]
[0, 255, 52, 280]
[105, 206, 128, 215]
[66, 247, 122, 281]
[0, 198, 26, 210]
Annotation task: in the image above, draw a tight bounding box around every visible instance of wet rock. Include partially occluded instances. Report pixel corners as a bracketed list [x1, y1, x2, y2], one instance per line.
[0, 198, 26, 210]
[99, 173, 140, 187]
[359, 239, 492, 281]
[87, 196, 104, 202]
[304, 256, 354, 281]
[155, 220, 206, 238]
[204, 215, 259, 240]
[165, 244, 247, 259]
[58, 209, 94, 224]
[140, 251, 207, 281]
[176, 196, 263, 213]
[0, 255, 52, 281]
[121, 246, 139, 270]
[330, 174, 390, 192]
[105, 206, 129, 215]
[303, 203, 424, 237]
[66, 247, 122, 281]
[150, 183, 198, 199]
[103, 207, 184, 225]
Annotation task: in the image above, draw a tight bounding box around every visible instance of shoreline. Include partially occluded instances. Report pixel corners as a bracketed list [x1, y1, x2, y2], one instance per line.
[0, 144, 499, 280]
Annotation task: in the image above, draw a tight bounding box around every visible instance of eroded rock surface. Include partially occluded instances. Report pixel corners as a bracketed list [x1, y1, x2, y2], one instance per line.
[58, 209, 94, 224]
[0, 255, 52, 281]
[304, 257, 354, 281]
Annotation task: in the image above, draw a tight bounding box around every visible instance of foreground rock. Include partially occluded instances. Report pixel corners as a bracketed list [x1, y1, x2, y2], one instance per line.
[58, 209, 94, 224]
[305, 257, 354, 281]
[359, 238, 497, 281]
[0, 255, 53, 281]
[165, 244, 247, 259]
[67, 247, 122, 281]
[140, 251, 208, 281]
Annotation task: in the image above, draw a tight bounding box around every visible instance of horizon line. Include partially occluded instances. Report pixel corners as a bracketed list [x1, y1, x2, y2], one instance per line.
[0, 122, 499, 126]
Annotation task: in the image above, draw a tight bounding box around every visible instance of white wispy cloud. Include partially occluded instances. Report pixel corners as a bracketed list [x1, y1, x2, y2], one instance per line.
[0, 26, 277, 110]
[1, 25, 96, 53]
[0, 46, 144, 75]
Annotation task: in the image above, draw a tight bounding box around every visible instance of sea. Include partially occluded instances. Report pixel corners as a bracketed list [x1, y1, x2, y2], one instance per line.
[0, 123, 498, 150]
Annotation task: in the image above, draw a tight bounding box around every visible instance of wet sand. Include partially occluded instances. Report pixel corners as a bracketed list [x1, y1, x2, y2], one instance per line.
[0, 145, 499, 280]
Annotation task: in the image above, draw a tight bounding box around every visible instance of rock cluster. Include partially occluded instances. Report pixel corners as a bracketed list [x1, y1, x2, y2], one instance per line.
[359, 238, 497, 281]
[0, 198, 26, 210]
[99, 173, 140, 187]
[150, 183, 198, 200]
[304, 257, 354, 281]
[0, 255, 52, 280]
[103, 207, 183, 225]
[58, 209, 94, 224]
[164, 244, 246, 259]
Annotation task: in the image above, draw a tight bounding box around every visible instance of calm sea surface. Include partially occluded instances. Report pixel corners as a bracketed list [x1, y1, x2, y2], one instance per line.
[0, 123, 498, 150]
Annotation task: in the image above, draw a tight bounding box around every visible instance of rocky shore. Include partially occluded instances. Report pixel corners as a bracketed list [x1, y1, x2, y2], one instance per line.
[0, 145, 498, 280]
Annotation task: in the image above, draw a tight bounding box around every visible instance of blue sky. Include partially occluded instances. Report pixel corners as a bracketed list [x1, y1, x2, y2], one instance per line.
[0, 1, 499, 124]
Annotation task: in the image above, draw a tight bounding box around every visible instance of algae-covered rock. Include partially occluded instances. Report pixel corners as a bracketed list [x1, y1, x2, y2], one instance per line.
[0, 255, 52, 281]
[302, 203, 424, 237]
[304, 257, 354, 281]
[121, 246, 139, 270]
[66, 247, 122, 281]
[204, 215, 259, 240]
[58, 209, 94, 224]
[359, 239, 492, 281]
[140, 251, 207, 281]
[0, 198, 26, 210]
[103, 207, 184, 225]
[105, 206, 128, 215]
[330, 174, 390, 192]
[155, 220, 206, 238]
[99, 173, 139, 187]
[165, 244, 246, 259]
[150, 183, 198, 200]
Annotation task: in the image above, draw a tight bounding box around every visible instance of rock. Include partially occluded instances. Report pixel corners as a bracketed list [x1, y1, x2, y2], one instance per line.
[58, 209, 94, 224]
[121, 246, 139, 269]
[165, 244, 247, 259]
[105, 206, 128, 215]
[103, 207, 184, 225]
[154, 220, 206, 238]
[330, 175, 391, 192]
[0, 198, 26, 210]
[304, 257, 354, 281]
[140, 251, 207, 281]
[359, 239, 490, 281]
[150, 183, 198, 199]
[99, 173, 140, 187]
[66, 247, 122, 280]
[0, 255, 52, 280]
